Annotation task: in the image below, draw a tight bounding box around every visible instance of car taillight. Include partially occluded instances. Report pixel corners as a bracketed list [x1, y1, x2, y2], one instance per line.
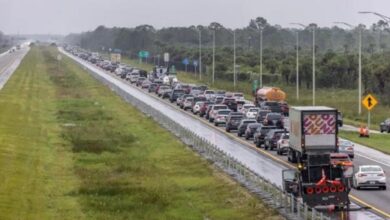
[346, 147, 353, 150]
[306, 187, 314, 194]
[378, 173, 385, 177]
[358, 174, 367, 177]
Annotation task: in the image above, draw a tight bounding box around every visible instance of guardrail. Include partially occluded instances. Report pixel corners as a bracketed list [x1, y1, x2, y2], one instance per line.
[69, 52, 331, 220]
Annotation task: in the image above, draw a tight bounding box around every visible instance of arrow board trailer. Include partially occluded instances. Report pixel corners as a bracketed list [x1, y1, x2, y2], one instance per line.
[288, 106, 338, 163]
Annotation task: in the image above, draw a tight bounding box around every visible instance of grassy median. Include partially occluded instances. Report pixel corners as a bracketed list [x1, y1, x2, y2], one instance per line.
[0, 46, 281, 219]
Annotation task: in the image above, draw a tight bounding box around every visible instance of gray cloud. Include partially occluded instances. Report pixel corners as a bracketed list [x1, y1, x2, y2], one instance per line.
[0, 0, 389, 35]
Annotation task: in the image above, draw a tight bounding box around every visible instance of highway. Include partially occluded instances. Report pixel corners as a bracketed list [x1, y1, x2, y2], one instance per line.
[0, 46, 29, 90]
[61, 48, 389, 220]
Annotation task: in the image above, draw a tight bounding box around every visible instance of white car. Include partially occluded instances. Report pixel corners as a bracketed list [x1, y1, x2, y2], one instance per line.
[240, 103, 256, 114]
[246, 107, 260, 119]
[233, 92, 244, 101]
[192, 101, 204, 114]
[276, 133, 289, 155]
[354, 165, 386, 190]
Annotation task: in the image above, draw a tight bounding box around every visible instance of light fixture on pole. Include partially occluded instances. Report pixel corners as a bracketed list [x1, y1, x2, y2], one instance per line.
[249, 26, 264, 88]
[334, 21, 363, 115]
[227, 29, 237, 90]
[290, 23, 306, 101]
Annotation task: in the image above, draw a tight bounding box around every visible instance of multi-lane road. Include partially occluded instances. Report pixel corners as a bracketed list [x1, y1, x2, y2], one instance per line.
[0, 46, 29, 90]
[60, 47, 390, 220]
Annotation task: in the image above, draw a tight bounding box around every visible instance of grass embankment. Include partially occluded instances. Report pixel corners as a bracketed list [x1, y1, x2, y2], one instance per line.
[121, 57, 389, 126]
[0, 46, 281, 219]
[340, 131, 390, 154]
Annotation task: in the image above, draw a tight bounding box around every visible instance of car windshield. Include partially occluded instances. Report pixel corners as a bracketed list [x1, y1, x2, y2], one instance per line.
[283, 135, 289, 139]
[266, 102, 279, 106]
[205, 91, 214, 94]
[361, 166, 382, 172]
[234, 93, 243, 97]
[243, 120, 256, 124]
[249, 109, 258, 112]
[218, 110, 231, 115]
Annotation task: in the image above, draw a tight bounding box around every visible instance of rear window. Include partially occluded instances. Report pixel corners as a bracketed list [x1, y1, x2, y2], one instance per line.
[224, 98, 235, 102]
[267, 114, 281, 120]
[361, 167, 382, 172]
[249, 109, 258, 112]
[218, 110, 231, 115]
[205, 91, 214, 94]
[266, 102, 279, 106]
[234, 93, 243, 97]
[243, 120, 257, 124]
[215, 105, 228, 110]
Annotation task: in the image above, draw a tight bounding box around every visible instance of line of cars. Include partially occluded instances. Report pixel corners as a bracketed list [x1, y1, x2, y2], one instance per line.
[66, 46, 386, 191]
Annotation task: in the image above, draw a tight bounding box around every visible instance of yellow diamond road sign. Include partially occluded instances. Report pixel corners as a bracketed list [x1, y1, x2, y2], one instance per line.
[362, 94, 378, 111]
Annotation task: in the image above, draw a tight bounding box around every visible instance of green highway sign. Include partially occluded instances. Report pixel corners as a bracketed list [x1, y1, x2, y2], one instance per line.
[138, 50, 149, 58]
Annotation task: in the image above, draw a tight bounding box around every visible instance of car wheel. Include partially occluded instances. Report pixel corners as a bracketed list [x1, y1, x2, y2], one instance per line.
[388, 128, 390, 133]
[226, 127, 230, 133]
[245, 135, 249, 140]
[382, 186, 387, 190]
[255, 140, 261, 148]
[277, 148, 281, 155]
[214, 122, 218, 126]
[238, 132, 242, 137]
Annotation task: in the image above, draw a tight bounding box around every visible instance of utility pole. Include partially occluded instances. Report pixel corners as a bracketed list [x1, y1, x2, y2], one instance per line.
[296, 31, 299, 100]
[198, 29, 202, 80]
[259, 28, 263, 88]
[233, 30, 236, 90]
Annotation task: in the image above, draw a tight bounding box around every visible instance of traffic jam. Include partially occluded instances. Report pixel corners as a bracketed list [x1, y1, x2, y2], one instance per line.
[64, 46, 388, 212]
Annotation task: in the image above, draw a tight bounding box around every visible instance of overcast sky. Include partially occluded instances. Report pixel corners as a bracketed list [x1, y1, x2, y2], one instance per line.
[0, 0, 389, 35]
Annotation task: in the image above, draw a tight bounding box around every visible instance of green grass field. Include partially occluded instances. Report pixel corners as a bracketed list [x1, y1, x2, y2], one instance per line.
[0, 46, 281, 219]
[340, 131, 390, 154]
[122, 57, 389, 126]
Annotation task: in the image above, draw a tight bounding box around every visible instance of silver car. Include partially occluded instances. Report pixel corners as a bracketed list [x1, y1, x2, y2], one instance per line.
[339, 139, 354, 159]
[354, 165, 386, 190]
[214, 109, 232, 126]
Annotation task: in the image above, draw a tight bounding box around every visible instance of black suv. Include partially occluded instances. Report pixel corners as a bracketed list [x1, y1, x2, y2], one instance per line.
[264, 129, 286, 150]
[244, 123, 262, 140]
[260, 101, 282, 113]
[256, 110, 271, 123]
[169, 89, 185, 103]
[237, 119, 257, 137]
[263, 113, 283, 128]
[380, 118, 390, 133]
[253, 125, 277, 147]
[222, 98, 238, 112]
[225, 112, 244, 132]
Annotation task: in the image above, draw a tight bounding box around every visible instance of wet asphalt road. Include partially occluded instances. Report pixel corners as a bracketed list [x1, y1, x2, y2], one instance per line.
[61, 48, 389, 220]
[0, 47, 29, 90]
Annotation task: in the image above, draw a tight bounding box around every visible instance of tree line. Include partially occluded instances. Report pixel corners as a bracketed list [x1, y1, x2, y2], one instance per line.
[64, 17, 390, 104]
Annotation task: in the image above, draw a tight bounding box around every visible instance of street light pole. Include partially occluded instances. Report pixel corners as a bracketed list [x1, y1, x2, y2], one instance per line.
[198, 29, 202, 80]
[259, 28, 263, 88]
[334, 21, 363, 115]
[296, 31, 299, 100]
[212, 30, 215, 84]
[312, 26, 316, 106]
[233, 30, 236, 90]
[290, 23, 306, 101]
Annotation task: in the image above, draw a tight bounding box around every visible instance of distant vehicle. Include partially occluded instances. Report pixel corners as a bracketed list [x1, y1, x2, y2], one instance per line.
[215, 90, 226, 96]
[148, 83, 158, 93]
[136, 77, 146, 87]
[169, 89, 185, 103]
[263, 113, 283, 128]
[264, 129, 286, 150]
[225, 112, 244, 132]
[354, 165, 386, 190]
[337, 111, 343, 127]
[177, 94, 193, 108]
[182, 97, 194, 110]
[141, 80, 151, 89]
[276, 133, 289, 155]
[209, 105, 229, 122]
[214, 109, 232, 126]
[338, 139, 354, 159]
[240, 103, 256, 114]
[279, 101, 289, 116]
[380, 118, 390, 133]
[212, 96, 224, 104]
[222, 97, 237, 112]
[192, 101, 204, 115]
[237, 119, 257, 137]
[253, 125, 277, 147]
[244, 123, 262, 140]
[246, 107, 260, 119]
[161, 88, 173, 99]
[203, 90, 215, 99]
[255, 87, 286, 106]
[157, 85, 170, 97]
[256, 110, 271, 123]
[199, 101, 214, 117]
[233, 92, 244, 101]
[259, 101, 282, 113]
